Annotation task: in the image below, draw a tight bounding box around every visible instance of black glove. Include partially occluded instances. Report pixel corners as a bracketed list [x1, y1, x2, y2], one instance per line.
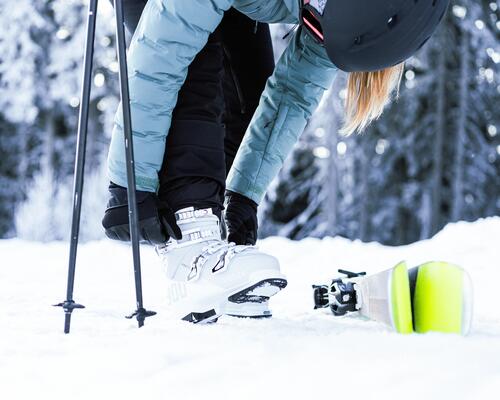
[102, 183, 182, 245]
[224, 191, 258, 246]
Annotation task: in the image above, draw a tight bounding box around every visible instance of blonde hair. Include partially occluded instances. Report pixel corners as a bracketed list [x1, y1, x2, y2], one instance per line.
[341, 63, 405, 135]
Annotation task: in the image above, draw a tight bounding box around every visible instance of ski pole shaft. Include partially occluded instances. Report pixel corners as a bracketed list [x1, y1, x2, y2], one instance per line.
[114, 0, 155, 327]
[67, 0, 98, 306]
[55, 0, 98, 334]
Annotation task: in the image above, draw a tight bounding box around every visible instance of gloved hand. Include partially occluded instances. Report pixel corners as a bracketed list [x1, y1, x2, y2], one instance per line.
[224, 191, 258, 245]
[102, 182, 182, 245]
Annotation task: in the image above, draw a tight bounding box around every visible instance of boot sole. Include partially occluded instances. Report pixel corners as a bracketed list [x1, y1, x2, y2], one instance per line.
[226, 278, 287, 319]
[226, 312, 273, 319]
[228, 278, 288, 304]
[180, 278, 287, 324]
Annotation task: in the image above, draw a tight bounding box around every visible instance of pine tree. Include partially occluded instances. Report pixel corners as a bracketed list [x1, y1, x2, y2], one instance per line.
[261, 0, 499, 245]
[451, 0, 500, 222]
[0, 0, 118, 239]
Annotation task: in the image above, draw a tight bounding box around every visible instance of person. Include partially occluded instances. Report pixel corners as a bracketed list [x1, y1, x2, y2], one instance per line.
[103, 1, 281, 320]
[103, 0, 450, 323]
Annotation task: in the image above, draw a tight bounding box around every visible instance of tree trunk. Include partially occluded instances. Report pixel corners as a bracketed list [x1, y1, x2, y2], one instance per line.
[43, 116, 55, 179]
[43, 114, 57, 235]
[451, 28, 469, 221]
[325, 73, 347, 237]
[358, 139, 370, 242]
[430, 26, 447, 235]
[17, 125, 29, 198]
[326, 94, 339, 237]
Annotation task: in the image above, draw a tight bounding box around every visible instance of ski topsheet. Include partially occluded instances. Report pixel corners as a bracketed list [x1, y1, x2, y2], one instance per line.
[353, 261, 413, 334]
[313, 261, 473, 335]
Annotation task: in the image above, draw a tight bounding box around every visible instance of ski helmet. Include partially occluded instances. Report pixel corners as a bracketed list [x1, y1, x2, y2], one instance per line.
[301, 0, 450, 72]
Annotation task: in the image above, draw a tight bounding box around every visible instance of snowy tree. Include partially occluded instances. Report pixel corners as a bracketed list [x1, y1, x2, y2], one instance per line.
[0, 116, 21, 237]
[0, 0, 118, 239]
[262, 0, 499, 245]
[0, 1, 497, 243]
[449, 0, 500, 222]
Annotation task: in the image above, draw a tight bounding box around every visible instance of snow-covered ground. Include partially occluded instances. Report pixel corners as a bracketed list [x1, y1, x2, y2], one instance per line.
[1, 218, 499, 400]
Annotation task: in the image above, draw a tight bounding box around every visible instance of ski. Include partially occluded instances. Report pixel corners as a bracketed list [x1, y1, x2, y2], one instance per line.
[313, 261, 473, 335]
[408, 262, 473, 334]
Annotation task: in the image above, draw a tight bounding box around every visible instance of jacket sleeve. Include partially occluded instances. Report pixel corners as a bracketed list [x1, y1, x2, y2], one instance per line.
[226, 28, 338, 204]
[233, 0, 299, 23]
[107, 0, 233, 192]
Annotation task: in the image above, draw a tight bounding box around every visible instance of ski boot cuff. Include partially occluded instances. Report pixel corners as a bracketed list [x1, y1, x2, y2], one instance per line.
[162, 207, 222, 249]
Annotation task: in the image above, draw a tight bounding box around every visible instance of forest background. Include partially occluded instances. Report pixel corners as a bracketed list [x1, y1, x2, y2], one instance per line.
[0, 0, 498, 246]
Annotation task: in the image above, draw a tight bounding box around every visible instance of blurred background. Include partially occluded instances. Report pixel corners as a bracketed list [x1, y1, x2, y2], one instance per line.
[0, 0, 498, 245]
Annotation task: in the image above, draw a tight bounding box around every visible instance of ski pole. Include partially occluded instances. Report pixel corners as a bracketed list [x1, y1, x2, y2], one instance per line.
[54, 0, 98, 334]
[114, 0, 156, 327]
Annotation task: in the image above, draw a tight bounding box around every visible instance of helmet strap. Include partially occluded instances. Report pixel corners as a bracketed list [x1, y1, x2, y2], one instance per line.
[301, 4, 325, 43]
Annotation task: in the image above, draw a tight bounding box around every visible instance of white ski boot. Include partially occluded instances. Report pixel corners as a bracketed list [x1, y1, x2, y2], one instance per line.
[156, 207, 287, 323]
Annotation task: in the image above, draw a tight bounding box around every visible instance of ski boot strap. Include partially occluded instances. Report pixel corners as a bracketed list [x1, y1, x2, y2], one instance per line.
[175, 207, 215, 224]
[159, 207, 222, 251]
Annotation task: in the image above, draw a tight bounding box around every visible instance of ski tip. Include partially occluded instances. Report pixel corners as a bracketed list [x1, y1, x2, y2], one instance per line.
[390, 261, 413, 334]
[411, 262, 473, 336]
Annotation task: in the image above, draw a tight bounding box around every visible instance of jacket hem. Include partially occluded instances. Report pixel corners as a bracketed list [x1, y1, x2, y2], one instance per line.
[108, 169, 158, 193]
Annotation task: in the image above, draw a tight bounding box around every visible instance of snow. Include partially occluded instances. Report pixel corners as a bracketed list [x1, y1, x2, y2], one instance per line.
[1, 218, 500, 400]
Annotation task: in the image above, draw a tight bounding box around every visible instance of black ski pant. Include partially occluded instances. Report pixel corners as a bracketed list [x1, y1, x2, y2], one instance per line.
[120, 1, 274, 214]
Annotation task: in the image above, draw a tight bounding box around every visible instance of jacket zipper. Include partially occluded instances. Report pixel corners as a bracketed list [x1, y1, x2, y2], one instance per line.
[223, 44, 246, 114]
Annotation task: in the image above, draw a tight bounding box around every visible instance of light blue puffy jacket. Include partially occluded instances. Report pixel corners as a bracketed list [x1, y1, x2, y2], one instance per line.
[107, 0, 338, 204]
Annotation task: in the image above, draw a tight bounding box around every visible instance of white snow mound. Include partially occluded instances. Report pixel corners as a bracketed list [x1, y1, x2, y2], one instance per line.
[1, 217, 499, 400]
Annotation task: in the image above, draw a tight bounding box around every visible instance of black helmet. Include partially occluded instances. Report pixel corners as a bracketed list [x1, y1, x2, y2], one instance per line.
[302, 0, 450, 72]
